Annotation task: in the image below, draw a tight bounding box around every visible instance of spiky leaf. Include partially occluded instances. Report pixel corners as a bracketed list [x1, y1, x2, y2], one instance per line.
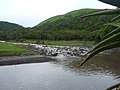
[78, 41, 120, 67]
[92, 32, 120, 50]
[105, 23, 120, 27]
[80, 8, 120, 18]
[112, 14, 120, 21]
[103, 28, 120, 39]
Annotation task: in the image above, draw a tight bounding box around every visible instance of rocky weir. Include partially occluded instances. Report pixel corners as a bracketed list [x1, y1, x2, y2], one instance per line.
[24, 43, 94, 57]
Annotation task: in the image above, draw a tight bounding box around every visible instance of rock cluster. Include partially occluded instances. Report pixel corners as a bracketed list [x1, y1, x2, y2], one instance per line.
[27, 44, 90, 57]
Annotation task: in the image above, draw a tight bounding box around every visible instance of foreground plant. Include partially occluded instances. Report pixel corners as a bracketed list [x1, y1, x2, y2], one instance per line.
[78, 8, 120, 90]
[79, 8, 120, 67]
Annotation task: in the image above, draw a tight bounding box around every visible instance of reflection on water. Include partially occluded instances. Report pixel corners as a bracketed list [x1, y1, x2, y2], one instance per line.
[58, 54, 120, 78]
[0, 54, 119, 90]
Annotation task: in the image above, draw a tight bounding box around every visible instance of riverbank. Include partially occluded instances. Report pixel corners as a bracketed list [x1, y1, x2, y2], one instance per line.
[0, 41, 44, 56]
[0, 41, 92, 66]
[0, 42, 27, 56]
[0, 41, 120, 66]
[0, 55, 55, 66]
[0, 40, 94, 57]
[0, 42, 56, 66]
[8, 40, 95, 46]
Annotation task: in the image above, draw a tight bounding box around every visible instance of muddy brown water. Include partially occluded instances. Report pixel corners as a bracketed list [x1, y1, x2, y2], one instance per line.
[0, 53, 119, 90]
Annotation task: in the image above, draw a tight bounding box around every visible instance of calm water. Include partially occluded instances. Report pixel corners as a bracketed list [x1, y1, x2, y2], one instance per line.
[0, 54, 120, 90]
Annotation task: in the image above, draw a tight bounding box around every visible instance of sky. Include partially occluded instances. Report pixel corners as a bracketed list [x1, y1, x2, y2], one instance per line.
[0, 0, 116, 27]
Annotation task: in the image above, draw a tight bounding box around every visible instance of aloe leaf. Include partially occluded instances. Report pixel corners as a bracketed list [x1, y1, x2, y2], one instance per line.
[78, 41, 120, 67]
[80, 8, 120, 18]
[105, 83, 120, 90]
[112, 14, 120, 21]
[90, 32, 120, 53]
[102, 28, 120, 39]
[105, 23, 120, 27]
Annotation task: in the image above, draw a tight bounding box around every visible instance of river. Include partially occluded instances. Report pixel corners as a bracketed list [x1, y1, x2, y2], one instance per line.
[0, 41, 120, 90]
[0, 53, 120, 90]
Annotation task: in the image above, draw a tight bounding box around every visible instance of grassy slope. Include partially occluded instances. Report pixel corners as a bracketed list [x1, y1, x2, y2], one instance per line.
[34, 8, 113, 31]
[33, 8, 116, 40]
[0, 42, 27, 56]
[36, 9, 100, 27]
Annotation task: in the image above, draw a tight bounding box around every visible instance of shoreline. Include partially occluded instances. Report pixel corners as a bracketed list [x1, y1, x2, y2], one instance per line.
[0, 41, 119, 66]
[0, 55, 55, 66]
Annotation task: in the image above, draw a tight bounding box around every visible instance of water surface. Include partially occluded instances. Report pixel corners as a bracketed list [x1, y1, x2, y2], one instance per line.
[0, 54, 120, 90]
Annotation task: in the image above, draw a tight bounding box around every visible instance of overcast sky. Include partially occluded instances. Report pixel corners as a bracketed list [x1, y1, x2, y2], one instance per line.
[0, 0, 116, 27]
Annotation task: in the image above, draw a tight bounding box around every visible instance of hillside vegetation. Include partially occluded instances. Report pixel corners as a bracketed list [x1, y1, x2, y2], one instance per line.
[0, 21, 24, 31]
[35, 9, 104, 30]
[0, 9, 119, 41]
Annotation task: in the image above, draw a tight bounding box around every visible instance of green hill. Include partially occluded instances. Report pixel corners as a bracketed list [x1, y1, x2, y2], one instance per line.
[36, 9, 99, 27]
[34, 8, 113, 31]
[32, 8, 116, 40]
[0, 21, 24, 31]
[35, 9, 104, 30]
[0, 8, 119, 41]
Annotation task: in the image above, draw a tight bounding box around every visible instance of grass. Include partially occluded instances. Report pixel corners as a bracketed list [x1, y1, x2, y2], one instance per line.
[38, 40, 95, 45]
[0, 42, 27, 56]
[8, 39, 95, 46]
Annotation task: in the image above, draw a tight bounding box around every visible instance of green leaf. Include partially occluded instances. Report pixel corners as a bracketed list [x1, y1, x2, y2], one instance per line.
[80, 8, 120, 18]
[102, 27, 120, 39]
[112, 14, 120, 21]
[78, 41, 120, 67]
[90, 32, 120, 53]
[105, 83, 120, 90]
[105, 23, 120, 27]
